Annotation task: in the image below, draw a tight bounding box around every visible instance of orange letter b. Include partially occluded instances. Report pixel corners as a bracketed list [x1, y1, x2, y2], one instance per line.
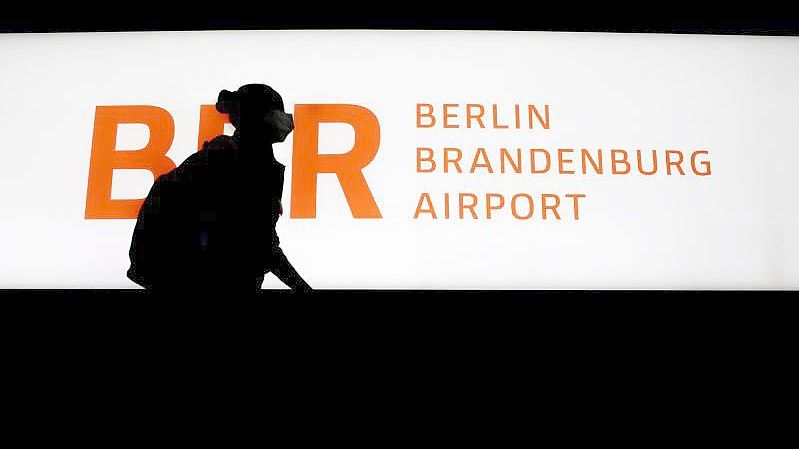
[291, 104, 381, 218]
[85, 106, 175, 219]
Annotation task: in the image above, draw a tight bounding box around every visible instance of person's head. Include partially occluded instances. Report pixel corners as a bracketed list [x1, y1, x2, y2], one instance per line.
[216, 84, 294, 143]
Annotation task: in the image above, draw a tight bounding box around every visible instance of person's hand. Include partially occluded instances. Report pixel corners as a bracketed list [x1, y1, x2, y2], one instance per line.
[294, 282, 313, 294]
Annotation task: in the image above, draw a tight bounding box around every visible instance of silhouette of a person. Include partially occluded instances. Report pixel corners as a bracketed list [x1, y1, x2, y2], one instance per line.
[126, 84, 312, 295]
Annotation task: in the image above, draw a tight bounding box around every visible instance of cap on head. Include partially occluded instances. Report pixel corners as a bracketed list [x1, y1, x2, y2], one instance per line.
[215, 84, 285, 116]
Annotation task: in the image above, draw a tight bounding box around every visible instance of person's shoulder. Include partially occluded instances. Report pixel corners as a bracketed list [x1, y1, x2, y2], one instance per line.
[176, 135, 238, 171]
[201, 135, 238, 152]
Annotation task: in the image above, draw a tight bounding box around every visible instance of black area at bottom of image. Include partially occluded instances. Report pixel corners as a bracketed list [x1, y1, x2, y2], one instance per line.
[3, 289, 794, 335]
[3, 289, 795, 397]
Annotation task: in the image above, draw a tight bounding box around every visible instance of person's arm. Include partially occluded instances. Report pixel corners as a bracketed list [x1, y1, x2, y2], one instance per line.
[269, 246, 312, 293]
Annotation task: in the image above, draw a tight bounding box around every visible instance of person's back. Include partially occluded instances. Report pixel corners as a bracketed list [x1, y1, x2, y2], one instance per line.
[127, 135, 273, 294]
